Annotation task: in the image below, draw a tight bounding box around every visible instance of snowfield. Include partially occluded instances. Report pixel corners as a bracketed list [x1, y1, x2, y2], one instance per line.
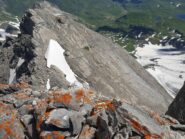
[0, 29, 6, 42]
[0, 21, 20, 42]
[46, 79, 51, 90]
[45, 39, 83, 87]
[135, 42, 185, 98]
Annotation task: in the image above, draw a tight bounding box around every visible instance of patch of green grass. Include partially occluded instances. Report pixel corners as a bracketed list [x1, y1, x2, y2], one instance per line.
[0, 11, 16, 22]
[4, 0, 42, 17]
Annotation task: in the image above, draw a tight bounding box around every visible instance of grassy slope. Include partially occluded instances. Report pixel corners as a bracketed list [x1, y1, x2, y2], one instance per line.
[4, 0, 41, 17]
[99, 0, 185, 51]
[49, 0, 126, 29]
[3, 0, 126, 27]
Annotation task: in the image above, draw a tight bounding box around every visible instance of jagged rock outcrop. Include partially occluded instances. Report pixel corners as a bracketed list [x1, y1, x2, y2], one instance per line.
[166, 82, 185, 124]
[0, 37, 15, 83]
[0, 1, 172, 114]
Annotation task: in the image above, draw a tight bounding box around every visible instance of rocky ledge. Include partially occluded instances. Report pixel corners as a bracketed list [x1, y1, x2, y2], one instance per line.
[0, 83, 185, 139]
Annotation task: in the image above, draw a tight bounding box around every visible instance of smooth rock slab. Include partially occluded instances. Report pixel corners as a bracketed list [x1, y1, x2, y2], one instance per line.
[45, 108, 85, 135]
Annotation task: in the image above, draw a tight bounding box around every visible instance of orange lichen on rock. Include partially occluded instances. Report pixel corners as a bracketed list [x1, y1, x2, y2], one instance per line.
[129, 119, 150, 134]
[145, 134, 163, 139]
[75, 89, 85, 101]
[40, 133, 52, 139]
[13, 92, 29, 99]
[37, 116, 44, 132]
[83, 96, 93, 104]
[0, 84, 9, 88]
[53, 92, 72, 104]
[52, 131, 65, 139]
[75, 89, 93, 104]
[128, 119, 161, 139]
[44, 111, 50, 119]
[79, 125, 96, 139]
[0, 121, 14, 139]
[0, 82, 29, 90]
[91, 100, 115, 115]
[149, 111, 168, 125]
[0, 82, 29, 89]
[0, 108, 21, 139]
[94, 100, 115, 110]
[36, 111, 51, 132]
[16, 81, 29, 89]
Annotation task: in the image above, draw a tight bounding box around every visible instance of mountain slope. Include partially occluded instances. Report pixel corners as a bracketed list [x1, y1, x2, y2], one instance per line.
[0, 1, 172, 113]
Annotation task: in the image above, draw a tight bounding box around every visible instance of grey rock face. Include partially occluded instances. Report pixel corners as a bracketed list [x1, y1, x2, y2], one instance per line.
[166, 82, 185, 124]
[0, 1, 172, 113]
[0, 39, 14, 83]
[45, 109, 71, 129]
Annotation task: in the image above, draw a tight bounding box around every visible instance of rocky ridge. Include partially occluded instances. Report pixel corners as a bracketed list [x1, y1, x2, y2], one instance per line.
[0, 82, 185, 139]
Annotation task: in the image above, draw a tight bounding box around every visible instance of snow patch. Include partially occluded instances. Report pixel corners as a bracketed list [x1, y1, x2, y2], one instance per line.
[138, 32, 143, 38]
[8, 21, 20, 30]
[8, 58, 25, 84]
[17, 58, 25, 67]
[135, 42, 185, 98]
[176, 3, 182, 8]
[0, 21, 20, 42]
[0, 29, 6, 42]
[0, 28, 19, 42]
[46, 79, 51, 90]
[9, 69, 16, 84]
[45, 39, 82, 87]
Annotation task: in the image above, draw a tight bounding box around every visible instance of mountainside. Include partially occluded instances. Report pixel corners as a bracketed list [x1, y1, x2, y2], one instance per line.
[1, 2, 185, 139]
[0, 1, 173, 113]
[1, 0, 185, 96]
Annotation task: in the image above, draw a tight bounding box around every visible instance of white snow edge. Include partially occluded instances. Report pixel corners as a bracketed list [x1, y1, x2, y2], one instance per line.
[45, 39, 83, 88]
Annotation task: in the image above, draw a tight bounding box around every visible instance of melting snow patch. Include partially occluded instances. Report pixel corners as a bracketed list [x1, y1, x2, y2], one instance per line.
[135, 42, 185, 98]
[17, 58, 25, 67]
[176, 3, 182, 8]
[0, 28, 19, 42]
[8, 58, 25, 84]
[45, 39, 83, 87]
[46, 79, 51, 90]
[9, 69, 16, 84]
[8, 21, 20, 30]
[0, 29, 6, 42]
